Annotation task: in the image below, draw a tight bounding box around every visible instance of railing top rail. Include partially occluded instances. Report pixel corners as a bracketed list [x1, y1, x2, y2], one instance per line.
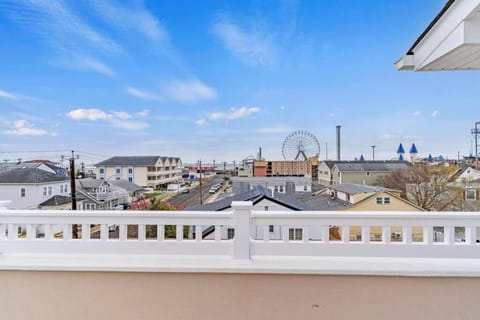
[251, 210, 480, 219]
[0, 210, 233, 219]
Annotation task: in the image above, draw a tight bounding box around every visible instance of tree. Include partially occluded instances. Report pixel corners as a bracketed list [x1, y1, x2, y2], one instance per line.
[384, 164, 464, 211]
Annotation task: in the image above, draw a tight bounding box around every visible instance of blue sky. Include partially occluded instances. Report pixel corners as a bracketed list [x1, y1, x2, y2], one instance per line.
[0, 0, 479, 164]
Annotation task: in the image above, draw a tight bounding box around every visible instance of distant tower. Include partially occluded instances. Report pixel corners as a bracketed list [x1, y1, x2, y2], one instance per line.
[397, 143, 405, 160]
[409, 143, 418, 162]
[427, 154, 434, 162]
[359, 154, 365, 161]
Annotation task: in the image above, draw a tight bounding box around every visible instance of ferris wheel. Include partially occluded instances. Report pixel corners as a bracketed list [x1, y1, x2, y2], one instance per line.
[282, 130, 321, 161]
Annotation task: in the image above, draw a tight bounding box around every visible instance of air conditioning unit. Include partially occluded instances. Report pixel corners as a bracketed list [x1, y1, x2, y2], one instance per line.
[392, 232, 402, 239]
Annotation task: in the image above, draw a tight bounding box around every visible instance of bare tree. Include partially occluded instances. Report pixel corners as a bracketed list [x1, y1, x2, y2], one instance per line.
[384, 164, 464, 211]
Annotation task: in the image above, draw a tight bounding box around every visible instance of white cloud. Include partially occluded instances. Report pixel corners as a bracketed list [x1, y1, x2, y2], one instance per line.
[136, 109, 150, 117]
[212, 19, 275, 67]
[0, 89, 17, 99]
[126, 87, 161, 101]
[432, 110, 439, 118]
[279, 106, 286, 111]
[3, 120, 49, 136]
[329, 113, 335, 118]
[208, 107, 260, 121]
[164, 79, 217, 103]
[88, 0, 169, 42]
[195, 119, 208, 126]
[69, 54, 115, 76]
[112, 111, 132, 120]
[68, 108, 111, 121]
[413, 111, 421, 117]
[67, 108, 149, 130]
[3, 0, 122, 54]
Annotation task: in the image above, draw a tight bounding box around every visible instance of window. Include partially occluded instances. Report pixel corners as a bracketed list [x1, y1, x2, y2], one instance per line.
[376, 197, 383, 204]
[128, 168, 133, 174]
[48, 186, 52, 196]
[60, 185, 64, 193]
[227, 228, 235, 239]
[274, 186, 279, 192]
[43, 187, 47, 196]
[366, 171, 370, 176]
[383, 197, 391, 204]
[128, 177, 133, 182]
[288, 228, 303, 241]
[116, 167, 121, 174]
[64, 185, 68, 193]
[304, 185, 308, 191]
[269, 225, 274, 233]
[264, 206, 269, 211]
[466, 189, 476, 200]
[20, 188, 26, 198]
[99, 168, 105, 174]
[279, 185, 284, 193]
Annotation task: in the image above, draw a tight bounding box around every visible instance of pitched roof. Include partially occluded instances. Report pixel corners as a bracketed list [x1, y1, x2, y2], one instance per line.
[187, 185, 311, 211]
[95, 156, 181, 166]
[328, 183, 391, 195]
[351, 191, 424, 211]
[294, 192, 351, 210]
[334, 161, 410, 172]
[0, 167, 69, 184]
[397, 143, 405, 154]
[39, 195, 71, 207]
[409, 143, 418, 154]
[110, 179, 143, 192]
[76, 178, 106, 190]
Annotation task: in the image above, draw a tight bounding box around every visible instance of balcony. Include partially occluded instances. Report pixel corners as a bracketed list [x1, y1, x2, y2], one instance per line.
[1, 202, 480, 319]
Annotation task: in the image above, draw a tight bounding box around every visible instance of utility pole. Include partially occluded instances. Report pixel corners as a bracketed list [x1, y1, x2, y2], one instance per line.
[213, 160, 216, 172]
[325, 142, 328, 160]
[233, 160, 236, 176]
[198, 160, 203, 205]
[371, 145, 376, 161]
[223, 161, 226, 173]
[69, 151, 78, 239]
[472, 122, 480, 169]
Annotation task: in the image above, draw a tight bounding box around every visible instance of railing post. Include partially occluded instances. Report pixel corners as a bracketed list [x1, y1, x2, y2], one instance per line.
[232, 201, 253, 262]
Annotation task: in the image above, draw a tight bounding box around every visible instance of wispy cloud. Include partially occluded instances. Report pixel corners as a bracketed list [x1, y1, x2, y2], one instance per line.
[0, 89, 17, 100]
[67, 108, 149, 130]
[432, 110, 439, 118]
[196, 106, 260, 125]
[126, 87, 161, 101]
[164, 79, 217, 103]
[88, 0, 168, 42]
[3, 120, 49, 136]
[54, 52, 115, 76]
[212, 19, 276, 67]
[1, 0, 122, 54]
[413, 111, 421, 117]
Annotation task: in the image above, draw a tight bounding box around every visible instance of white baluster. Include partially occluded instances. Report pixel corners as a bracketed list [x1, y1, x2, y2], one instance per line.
[321, 226, 329, 243]
[341, 226, 350, 243]
[119, 225, 127, 241]
[382, 226, 391, 244]
[63, 224, 71, 240]
[302, 226, 309, 243]
[176, 225, 184, 241]
[214, 225, 221, 242]
[157, 225, 164, 241]
[44, 224, 52, 240]
[361, 226, 370, 244]
[195, 225, 202, 242]
[7, 224, 17, 240]
[423, 226, 433, 244]
[282, 226, 289, 242]
[27, 224, 35, 240]
[263, 225, 270, 242]
[444, 226, 455, 245]
[100, 224, 108, 241]
[138, 225, 146, 241]
[403, 226, 412, 244]
[465, 226, 477, 245]
[82, 224, 90, 241]
[0, 224, 5, 240]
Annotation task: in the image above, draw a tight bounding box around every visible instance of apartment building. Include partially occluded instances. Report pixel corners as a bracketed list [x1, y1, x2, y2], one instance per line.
[253, 156, 318, 181]
[95, 156, 182, 188]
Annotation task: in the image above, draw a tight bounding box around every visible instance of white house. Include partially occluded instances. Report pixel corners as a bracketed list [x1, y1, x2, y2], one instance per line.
[396, 0, 480, 71]
[0, 164, 70, 209]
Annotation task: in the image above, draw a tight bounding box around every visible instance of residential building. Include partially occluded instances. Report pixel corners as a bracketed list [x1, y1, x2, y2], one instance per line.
[95, 156, 182, 188]
[231, 176, 312, 195]
[253, 156, 318, 181]
[0, 164, 70, 209]
[329, 161, 410, 186]
[24, 160, 67, 176]
[75, 178, 143, 210]
[38, 195, 76, 210]
[318, 160, 341, 185]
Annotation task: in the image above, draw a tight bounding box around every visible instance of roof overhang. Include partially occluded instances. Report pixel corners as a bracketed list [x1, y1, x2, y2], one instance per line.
[397, 0, 480, 71]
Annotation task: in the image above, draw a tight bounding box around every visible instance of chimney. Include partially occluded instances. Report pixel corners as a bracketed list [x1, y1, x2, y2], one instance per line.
[336, 125, 341, 161]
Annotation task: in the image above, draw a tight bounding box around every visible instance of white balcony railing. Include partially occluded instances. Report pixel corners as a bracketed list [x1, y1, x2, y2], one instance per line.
[1, 202, 480, 261]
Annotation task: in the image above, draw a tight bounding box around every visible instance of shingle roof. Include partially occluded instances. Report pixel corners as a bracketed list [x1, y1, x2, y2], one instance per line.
[76, 178, 105, 190]
[0, 168, 69, 184]
[328, 183, 390, 195]
[294, 192, 351, 210]
[110, 180, 143, 192]
[397, 143, 405, 154]
[187, 185, 311, 211]
[334, 161, 410, 172]
[409, 143, 418, 154]
[39, 195, 71, 207]
[95, 156, 181, 167]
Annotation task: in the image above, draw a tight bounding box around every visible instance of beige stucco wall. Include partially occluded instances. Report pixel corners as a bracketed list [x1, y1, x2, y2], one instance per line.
[333, 169, 386, 186]
[134, 166, 148, 187]
[1, 271, 480, 320]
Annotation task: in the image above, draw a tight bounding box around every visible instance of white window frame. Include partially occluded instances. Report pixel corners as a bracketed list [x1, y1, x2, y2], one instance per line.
[43, 187, 47, 197]
[288, 228, 303, 241]
[227, 228, 235, 239]
[20, 187, 26, 198]
[48, 186, 52, 196]
[383, 197, 391, 205]
[376, 197, 383, 205]
[466, 189, 476, 201]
